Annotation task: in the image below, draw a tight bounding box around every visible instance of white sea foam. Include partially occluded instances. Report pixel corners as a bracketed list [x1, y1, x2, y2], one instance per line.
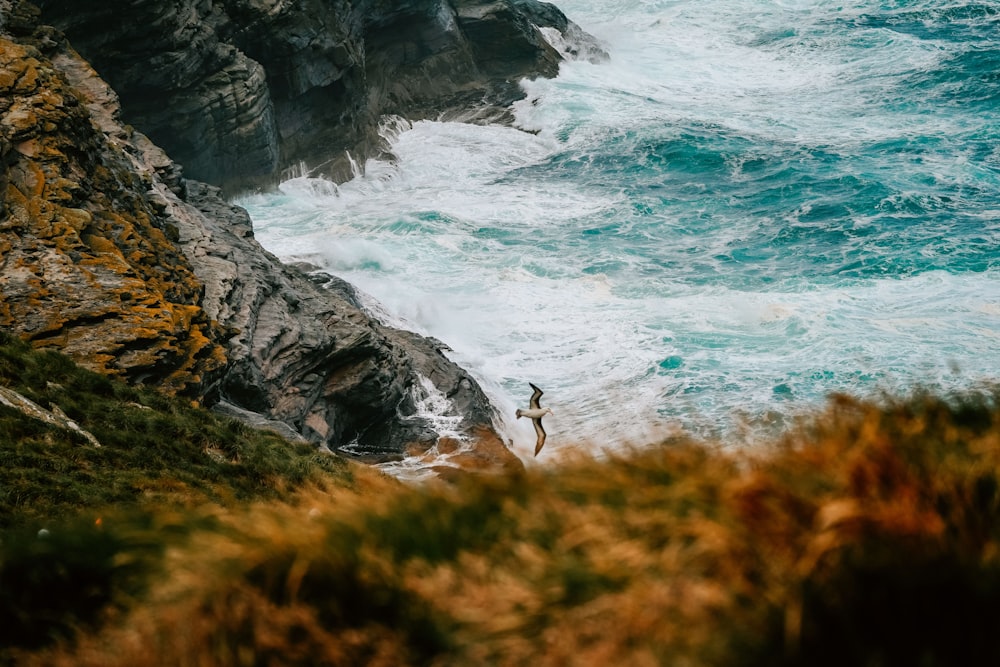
[242, 0, 1000, 462]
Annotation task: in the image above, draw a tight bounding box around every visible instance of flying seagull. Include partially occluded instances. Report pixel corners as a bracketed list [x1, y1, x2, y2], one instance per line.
[516, 382, 553, 456]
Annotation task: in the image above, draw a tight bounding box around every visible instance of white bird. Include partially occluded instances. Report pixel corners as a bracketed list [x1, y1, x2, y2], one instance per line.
[516, 382, 553, 456]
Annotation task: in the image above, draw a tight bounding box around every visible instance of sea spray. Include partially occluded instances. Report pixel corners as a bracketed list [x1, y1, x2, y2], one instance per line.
[241, 0, 1000, 461]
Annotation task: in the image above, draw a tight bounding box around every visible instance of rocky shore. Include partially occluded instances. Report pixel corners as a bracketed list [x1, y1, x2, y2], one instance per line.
[32, 0, 604, 193]
[0, 0, 603, 469]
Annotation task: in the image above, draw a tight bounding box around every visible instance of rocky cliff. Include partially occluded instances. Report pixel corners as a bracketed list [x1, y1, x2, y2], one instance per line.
[0, 0, 596, 474]
[0, 0, 599, 469]
[0, 5, 228, 396]
[32, 0, 604, 193]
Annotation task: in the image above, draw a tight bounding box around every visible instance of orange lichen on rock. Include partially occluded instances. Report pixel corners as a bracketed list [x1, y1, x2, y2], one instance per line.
[0, 36, 225, 395]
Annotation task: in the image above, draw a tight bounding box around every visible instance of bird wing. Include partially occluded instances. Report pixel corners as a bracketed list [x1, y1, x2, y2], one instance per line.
[533, 417, 547, 456]
[528, 382, 543, 410]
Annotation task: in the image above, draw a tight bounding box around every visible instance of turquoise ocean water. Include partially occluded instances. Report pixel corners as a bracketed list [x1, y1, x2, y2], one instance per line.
[241, 0, 1000, 462]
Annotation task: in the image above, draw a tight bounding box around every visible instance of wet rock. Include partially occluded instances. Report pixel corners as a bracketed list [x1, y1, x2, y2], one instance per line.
[174, 178, 502, 453]
[33, 0, 605, 194]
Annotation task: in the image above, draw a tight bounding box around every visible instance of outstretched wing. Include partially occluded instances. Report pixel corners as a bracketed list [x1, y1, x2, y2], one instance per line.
[532, 417, 547, 456]
[528, 382, 544, 410]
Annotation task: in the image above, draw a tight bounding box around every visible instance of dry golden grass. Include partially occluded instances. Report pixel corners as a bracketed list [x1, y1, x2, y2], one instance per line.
[9, 390, 1000, 666]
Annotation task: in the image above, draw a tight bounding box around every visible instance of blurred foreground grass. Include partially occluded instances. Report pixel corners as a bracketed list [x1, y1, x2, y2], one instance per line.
[3, 332, 1000, 665]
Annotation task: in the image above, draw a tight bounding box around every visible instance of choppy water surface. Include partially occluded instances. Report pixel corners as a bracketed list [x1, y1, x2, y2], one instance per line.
[241, 0, 1000, 460]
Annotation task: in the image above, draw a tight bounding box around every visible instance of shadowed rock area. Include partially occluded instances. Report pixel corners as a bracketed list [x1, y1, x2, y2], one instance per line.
[0, 0, 604, 469]
[33, 0, 605, 193]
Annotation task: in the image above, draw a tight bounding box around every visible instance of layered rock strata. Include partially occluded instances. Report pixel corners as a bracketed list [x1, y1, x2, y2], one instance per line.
[0, 5, 531, 468]
[0, 25, 227, 395]
[33, 0, 605, 193]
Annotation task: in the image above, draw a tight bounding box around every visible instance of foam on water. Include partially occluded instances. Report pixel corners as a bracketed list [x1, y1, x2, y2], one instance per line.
[240, 0, 1000, 462]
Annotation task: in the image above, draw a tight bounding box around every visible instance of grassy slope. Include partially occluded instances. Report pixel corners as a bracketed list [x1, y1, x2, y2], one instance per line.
[0, 331, 376, 654]
[0, 331, 358, 527]
[3, 332, 1000, 665]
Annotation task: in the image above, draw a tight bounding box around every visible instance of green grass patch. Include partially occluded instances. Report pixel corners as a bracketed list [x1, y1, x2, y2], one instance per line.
[0, 331, 355, 529]
[0, 330, 367, 656]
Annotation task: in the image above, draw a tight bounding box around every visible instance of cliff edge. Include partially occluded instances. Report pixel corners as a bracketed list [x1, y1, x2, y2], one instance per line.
[0, 0, 605, 469]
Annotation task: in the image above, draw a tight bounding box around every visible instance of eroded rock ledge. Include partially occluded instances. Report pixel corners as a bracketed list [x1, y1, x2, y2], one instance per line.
[33, 0, 605, 193]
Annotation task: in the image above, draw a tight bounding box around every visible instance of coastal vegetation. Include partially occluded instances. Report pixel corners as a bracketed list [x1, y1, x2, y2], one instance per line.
[6, 1, 998, 663]
[0, 331, 355, 528]
[3, 333, 999, 665]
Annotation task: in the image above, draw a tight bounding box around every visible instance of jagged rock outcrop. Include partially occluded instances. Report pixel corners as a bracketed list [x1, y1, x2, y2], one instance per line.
[33, 0, 605, 192]
[0, 5, 523, 468]
[174, 177, 501, 458]
[0, 0, 604, 468]
[0, 23, 228, 395]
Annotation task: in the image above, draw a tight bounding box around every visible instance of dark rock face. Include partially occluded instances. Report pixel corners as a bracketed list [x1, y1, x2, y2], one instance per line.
[33, 0, 604, 193]
[0, 6, 524, 469]
[174, 177, 501, 457]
